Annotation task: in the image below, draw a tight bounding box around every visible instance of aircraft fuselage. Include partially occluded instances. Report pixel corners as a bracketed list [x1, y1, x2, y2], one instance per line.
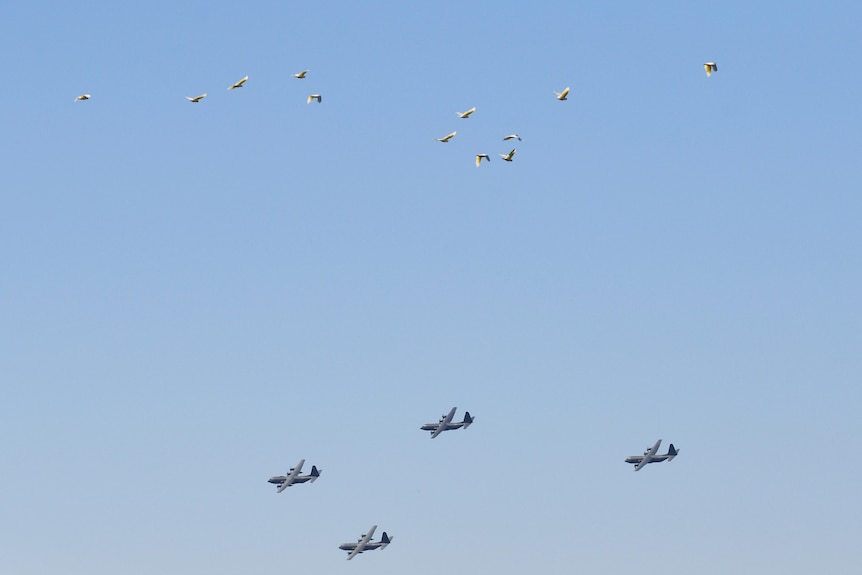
[420, 422, 463, 431]
[624, 454, 672, 465]
[268, 475, 312, 485]
[339, 542, 384, 551]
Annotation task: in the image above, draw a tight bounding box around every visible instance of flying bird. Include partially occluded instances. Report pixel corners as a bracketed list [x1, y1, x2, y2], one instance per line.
[475, 154, 490, 167]
[228, 76, 248, 90]
[185, 93, 207, 103]
[704, 62, 718, 77]
[307, 94, 322, 103]
[294, 70, 308, 79]
[74, 94, 91, 101]
[503, 134, 521, 141]
[500, 149, 516, 162]
[457, 107, 476, 118]
[554, 87, 570, 101]
[435, 131, 456, 142]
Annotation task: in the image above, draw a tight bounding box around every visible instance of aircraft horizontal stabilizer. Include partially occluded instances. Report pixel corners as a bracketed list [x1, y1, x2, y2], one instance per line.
[462, 411, 474, 428]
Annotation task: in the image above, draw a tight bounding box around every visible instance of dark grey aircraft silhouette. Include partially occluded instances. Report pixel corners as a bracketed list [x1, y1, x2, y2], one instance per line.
[268, 459, 321, 492]
[339, 525, 392, 560]
[421, 407, 474, 439]
[625, 439, 679, 471]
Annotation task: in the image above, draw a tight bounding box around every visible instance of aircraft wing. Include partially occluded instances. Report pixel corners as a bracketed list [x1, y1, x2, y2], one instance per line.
[277, 459, 305, 492]
[347, 525, 376, 560]
[634, 440, 661, 471]
[430, 407, 457, 439]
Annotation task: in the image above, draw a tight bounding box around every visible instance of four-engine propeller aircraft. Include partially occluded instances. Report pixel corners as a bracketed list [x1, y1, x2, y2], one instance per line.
[339, 525, 393, 560]
[625, 439, 679, 471]
[421, 406, 474, 439]
[268, 459, 321, 492]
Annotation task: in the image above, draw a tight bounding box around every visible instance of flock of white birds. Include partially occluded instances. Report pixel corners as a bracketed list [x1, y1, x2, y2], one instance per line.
[73, 70, 320, 105]
[432, 90, 564, 167]
[431, 63, 716, 169]
[72, 63, 718, 170]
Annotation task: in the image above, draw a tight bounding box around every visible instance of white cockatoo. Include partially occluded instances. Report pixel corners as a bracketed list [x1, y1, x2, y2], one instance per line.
[228, 76, 248, 90]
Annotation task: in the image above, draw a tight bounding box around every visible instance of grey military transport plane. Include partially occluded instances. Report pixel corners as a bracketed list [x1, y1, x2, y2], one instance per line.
[625, 439, 679, 471]
[421, 406, 474, 439]
[339, 525, 393, 560]
[268, 459, 321, 493]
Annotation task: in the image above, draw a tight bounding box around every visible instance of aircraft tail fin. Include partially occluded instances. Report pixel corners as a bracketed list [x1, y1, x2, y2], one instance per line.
[310, 465, 321, 482]
[462, 411, 474, 429]
[380, 532, 392, 547]
[667, 444, 679, 460]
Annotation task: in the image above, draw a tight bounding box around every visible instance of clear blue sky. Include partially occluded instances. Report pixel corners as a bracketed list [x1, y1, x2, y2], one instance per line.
[2, 1, 861, 573]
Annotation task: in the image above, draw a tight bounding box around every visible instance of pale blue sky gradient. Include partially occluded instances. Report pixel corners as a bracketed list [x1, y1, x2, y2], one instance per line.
[2, 2, 861, 574]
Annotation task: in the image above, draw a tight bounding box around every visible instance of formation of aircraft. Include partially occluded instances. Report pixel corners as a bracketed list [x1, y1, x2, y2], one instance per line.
[267, 459, 321, 493]
[338, 525, 393, 560]
[420, 406, 474, 439]
[267, 423, 679, 558]
[625, 439, 679, 471]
